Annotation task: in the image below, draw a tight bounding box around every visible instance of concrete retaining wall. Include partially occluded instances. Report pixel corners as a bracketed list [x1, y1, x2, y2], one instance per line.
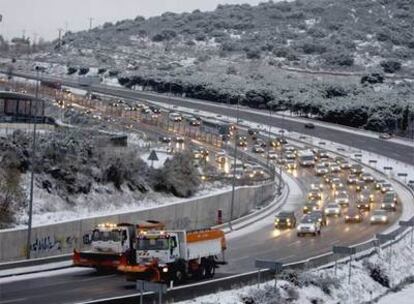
[0, 182, 275, 262]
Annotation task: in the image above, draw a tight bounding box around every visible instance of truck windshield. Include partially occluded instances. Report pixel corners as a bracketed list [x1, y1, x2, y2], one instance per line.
[92, 229, 121, 242]
[137, 238, 169, 251]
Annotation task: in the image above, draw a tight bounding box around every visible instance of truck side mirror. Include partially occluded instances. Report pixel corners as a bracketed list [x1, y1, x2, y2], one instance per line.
[83, 233, 92, 245]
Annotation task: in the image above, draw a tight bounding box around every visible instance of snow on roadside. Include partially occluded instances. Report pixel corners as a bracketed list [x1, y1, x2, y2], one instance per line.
[177, 232, 414, 304]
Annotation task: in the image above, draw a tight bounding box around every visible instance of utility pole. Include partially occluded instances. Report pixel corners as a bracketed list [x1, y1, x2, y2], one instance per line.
[57, 28, 63, 49]
[26, 68, 40, 259]
[228, 97, 240, 231]
[89, 17, 94, 30]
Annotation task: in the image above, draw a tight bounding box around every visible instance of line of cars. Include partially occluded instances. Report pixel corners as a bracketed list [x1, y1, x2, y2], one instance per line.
[275, 148, 400, 237]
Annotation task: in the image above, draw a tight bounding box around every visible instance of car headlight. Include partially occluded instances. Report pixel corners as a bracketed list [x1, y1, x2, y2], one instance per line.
[304, 206, 308, 210]
[382, 216, 387, 221]
[370, 216, 375, 221]
[345, 216, 350, 219]
[391, 204, 395, 208]
[356, 215, 360, 219]
[325, 209, 329, 214]
[382, 204, 385, 208]
[286, 219, 291, 223]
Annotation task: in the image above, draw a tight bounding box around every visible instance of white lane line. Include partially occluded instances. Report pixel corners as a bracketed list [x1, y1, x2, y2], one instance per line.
[287, 240, 301, 247]
[0, 298, 28, 304]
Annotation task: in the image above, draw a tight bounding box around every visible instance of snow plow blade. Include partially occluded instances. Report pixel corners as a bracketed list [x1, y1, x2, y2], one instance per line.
[72, 250, 122, 271]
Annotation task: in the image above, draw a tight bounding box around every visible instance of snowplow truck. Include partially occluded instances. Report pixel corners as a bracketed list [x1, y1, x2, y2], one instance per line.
[117, 229, 226, 283]
[72, 220, 164, 271]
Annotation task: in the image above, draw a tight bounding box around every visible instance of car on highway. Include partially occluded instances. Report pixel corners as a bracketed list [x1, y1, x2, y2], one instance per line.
[325, 203, 341, 217]
[350, 164, 364, 175]
[324, 174, 338, 185]
[269, 138, 280, 148]
[277, 158, 288, 165]
[304, 122, 315, 129]
[310, 181, 324, 191]
[355, 179, 366, 192]
[379, 133, 392, 140]
[345, 209, 363, 223]
[237, 136, 248, 148]
[361, 173, 374, 183]
[174, 136, 185, 144]
[315, 164, 329, 176]
[188, 117, 201, 126]
[356, 198, 371, 211]
[335, 192, 350, 207]
[381, 183, 393, 193]
[255, 139, 267, 148]
[381, 201, 396, 211]
[285, 152, 296, 160]
[277, 136, 288, 145]
[193, 149, 203, 159]
[307, 189, 322, 201]
[370, 210, 389, 224]
[362, 189, 375, 202]
[274, 211, 297, 229]
[340, 161, 351, 170]
[329, 162, 341, 173]
[169, 112, 182, 122]
[303, 200, 320, 214]
[285, 159, 297, 170]
[248, 128, 260, 137]
[309, 210, 327, 226]
[251, 165, 265, 178]
[159, 136, 172, 144]
[283, 145, 296, 154]
[315, 149, 330, 160]
[347, 174, 358, 184]
[215, 151, 227, 164]
[252, 145, 265, 154]
[268, 151, 278, 160]
[334, 186, 347, 197]
[331, 177, 344, 190]
[296, 216, 321, 237]
[383, 191, 398, 204]
[375, 179, 386, 191]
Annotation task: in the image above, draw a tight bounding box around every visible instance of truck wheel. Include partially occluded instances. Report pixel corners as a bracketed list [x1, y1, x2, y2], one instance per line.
[205, 259, 215, 278]
[198, 260, 207, 279]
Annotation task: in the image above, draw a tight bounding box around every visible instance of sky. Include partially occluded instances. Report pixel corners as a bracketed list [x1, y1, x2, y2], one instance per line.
[0, 0, 265, 42]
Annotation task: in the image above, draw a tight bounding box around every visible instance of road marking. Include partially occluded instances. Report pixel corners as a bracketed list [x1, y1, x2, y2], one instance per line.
[287, 240, 301, 247]
[0, 298, 28, 304]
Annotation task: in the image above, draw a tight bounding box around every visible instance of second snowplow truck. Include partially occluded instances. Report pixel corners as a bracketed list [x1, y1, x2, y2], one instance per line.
[118, 228, 226, 283]
[72, 220, 164, 271]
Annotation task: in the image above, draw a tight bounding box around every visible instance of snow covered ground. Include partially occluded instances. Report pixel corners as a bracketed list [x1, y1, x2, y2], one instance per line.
[378, 284, 414, 304]
[176, 230, 414, 304]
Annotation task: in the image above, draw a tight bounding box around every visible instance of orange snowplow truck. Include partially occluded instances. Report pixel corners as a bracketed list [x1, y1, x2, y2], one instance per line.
[72, 221, 164, 272]
[117, 229, 226, 284]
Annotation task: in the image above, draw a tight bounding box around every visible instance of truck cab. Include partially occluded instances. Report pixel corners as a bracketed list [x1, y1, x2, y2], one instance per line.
[136, 231, 183, 265]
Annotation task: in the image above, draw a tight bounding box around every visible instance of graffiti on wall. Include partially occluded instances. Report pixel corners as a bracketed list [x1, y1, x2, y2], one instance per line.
[23, 234, 79, 256]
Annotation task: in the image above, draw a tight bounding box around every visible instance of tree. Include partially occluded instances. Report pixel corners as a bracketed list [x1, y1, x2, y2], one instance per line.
[380, 60, 402, 73]
[401, 105, 410, 132]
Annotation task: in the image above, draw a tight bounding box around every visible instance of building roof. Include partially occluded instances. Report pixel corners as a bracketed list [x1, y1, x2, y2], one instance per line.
[0, 91, 42, 102]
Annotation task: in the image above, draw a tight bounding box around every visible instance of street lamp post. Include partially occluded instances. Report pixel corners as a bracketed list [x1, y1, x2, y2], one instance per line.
[229, 97, 240, 231]
[26, 68, 40, 259]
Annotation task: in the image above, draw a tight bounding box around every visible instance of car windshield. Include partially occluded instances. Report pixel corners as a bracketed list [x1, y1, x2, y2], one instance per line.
[300, 217, 314, 224]
[374, 210, 387, 216]
[327, 204, 338, 208]
[136, 237, 169, 251]
[92, 229, 122, 242]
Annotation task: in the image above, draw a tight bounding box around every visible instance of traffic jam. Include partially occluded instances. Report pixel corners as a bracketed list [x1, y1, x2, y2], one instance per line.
[273, 146, 400, 237]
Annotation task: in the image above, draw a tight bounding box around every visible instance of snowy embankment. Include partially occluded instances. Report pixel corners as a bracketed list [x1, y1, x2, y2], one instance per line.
[177, 233, 414, 304]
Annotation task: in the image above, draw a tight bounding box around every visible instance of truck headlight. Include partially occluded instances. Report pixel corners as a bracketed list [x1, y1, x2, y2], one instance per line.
[382, 216, 387, 222]
[162, 267, 169, 273]
[382, 204, 385, 208]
